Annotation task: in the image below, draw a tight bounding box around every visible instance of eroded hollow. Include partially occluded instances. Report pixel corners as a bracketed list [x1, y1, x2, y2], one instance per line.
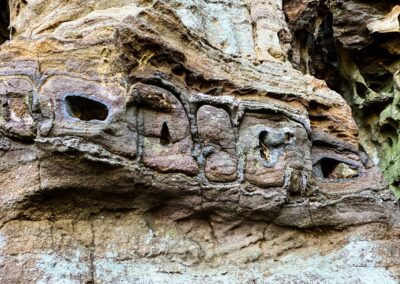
[65, 96, 109, 121]
[355, 82, 368, 100]
[314, 158, 358, 179]
[160, 122, 172, 145]
[259, 131, 270, 161]
[380, 123, 398, 147]
[0, 0, 10, 44]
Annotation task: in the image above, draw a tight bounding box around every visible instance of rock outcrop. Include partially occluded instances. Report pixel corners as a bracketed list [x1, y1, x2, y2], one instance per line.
[0, 0, 399, 283]
[283, 0, 400, 196]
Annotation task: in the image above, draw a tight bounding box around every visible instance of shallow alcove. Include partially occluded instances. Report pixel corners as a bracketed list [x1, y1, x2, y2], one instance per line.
[380, 123, 398, 147]
[0, 0, 10, 44]
[314, 158, 359, 179]
[65, 95, 109, 121]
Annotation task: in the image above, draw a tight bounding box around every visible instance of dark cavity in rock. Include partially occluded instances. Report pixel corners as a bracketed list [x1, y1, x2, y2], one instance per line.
[0, 0, 10, 44]
[65, 95, 109, 121]
[160, 122, 172, 145]
[315, 157, 358, 179]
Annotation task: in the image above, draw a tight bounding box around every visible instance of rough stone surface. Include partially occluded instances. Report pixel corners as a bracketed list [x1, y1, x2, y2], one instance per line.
[0, 0, 399, 283]
[283, 0, 400, 197]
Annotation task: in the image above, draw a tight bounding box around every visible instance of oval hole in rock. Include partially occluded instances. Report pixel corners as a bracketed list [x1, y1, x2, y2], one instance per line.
[259, 131, 270, 161]
[355, 82, 368, 99]
[65, 96, 109, 121]
[380, 123, 398, 147]
[160, 122, 172, 145]
[315, 158, 358, 179]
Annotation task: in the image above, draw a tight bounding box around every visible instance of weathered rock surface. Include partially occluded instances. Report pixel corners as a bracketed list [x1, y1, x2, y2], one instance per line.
[283, 0, 400, 197]
[0, 0, 399, 283]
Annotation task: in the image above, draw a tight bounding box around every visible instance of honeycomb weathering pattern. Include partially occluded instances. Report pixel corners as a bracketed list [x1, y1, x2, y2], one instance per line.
[0, 0, 399, 283]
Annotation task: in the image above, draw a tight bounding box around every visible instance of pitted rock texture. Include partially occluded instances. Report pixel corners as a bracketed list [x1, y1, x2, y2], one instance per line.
[283, 0, 400, 196]
[0, 0, 399, 283]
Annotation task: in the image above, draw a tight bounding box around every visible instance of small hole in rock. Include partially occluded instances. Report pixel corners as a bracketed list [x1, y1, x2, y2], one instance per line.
[355, 82, 368, 99]
[259, 131, 269, 147]
[316, 158, 358, 179]
[65, 96, 109, 121]
[380, 122, 398, 146]
[284, 131, 294, 143]
[259, 131, 270, 161]
[160, 122, 172, 145]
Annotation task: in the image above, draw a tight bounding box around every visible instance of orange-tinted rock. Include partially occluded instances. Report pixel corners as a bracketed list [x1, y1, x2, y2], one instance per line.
[0, 0, 399, 283]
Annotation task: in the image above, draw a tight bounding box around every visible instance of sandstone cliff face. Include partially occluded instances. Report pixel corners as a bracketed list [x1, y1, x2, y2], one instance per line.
[0, 0, 399, 283]
[283, 0, 400, 196]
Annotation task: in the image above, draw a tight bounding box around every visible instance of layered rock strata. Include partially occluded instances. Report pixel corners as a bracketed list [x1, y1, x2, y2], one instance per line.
[283, 0, 400, 196]
[0, 0, 399, 282]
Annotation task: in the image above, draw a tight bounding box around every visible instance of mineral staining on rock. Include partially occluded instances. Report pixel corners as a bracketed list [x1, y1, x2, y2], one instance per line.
[0, 0, 399, 283]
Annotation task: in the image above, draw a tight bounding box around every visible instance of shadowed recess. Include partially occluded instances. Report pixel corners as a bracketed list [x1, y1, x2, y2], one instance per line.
[314, 158, 359, 179]
[259, 130, 271, 161]
[0, 0, 9, 44]
[65, 95, 109, 121]
[160, 122, 172, 145]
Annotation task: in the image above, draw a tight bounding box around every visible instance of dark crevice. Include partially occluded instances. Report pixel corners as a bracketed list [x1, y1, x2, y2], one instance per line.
[284, 131, 294, 144]
[355, 82, 368, 100]
[294, 29, 312, 74]
[314, 157, 359, 179]
[380, 121, 399, 147]
[285, 2, 341, 92]
[360, 97, 392, 115]
[160, 122, 172, 145]
[65, 96, 109, 121]
[0, 0, 10, 44]
[259, 131, 270, 162]
[308, 11, 340, 92]
[319, 158, 342, 178]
